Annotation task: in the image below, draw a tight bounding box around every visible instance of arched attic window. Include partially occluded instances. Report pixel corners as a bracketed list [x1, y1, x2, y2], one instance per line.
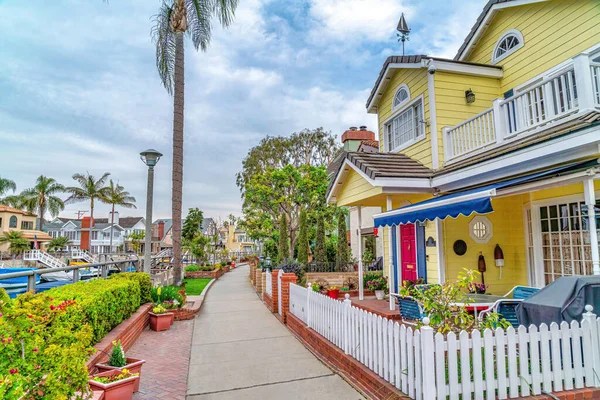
[392, 84, 410, 111]
[492, 29, 524, 64]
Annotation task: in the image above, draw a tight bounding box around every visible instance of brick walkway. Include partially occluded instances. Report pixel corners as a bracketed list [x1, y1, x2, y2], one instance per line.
[129, 319, 194, 400]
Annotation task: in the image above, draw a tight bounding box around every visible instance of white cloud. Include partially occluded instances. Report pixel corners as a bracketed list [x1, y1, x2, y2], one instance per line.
[308, 0, 412, 43]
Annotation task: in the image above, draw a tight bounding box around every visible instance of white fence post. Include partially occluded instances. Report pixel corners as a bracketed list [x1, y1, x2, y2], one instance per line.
[306, 282, 311, 328]
[582, 305, 600, 387]
[343, 294, 351, 354]
[420, 318, 435, 400]
[492, 98, 506, 142]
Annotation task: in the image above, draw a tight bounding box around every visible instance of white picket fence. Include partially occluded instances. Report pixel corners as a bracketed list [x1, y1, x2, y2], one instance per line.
[288, 283, 600, 399]
[265, 269, 272, 296]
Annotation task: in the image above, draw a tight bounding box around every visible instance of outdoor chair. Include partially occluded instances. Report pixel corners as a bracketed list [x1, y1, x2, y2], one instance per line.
[503, 285, 540, 300]
[478, 299, 523, 327]
[390, 293, 425, 325]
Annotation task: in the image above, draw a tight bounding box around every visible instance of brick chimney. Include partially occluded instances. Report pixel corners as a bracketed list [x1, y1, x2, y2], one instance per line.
[158, 221, 165, 240]
[80, 216, 94, 251]
[341, 126, 376, 151]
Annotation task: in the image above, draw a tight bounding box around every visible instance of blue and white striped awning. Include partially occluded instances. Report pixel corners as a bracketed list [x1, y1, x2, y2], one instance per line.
[373, 160, 599, 227]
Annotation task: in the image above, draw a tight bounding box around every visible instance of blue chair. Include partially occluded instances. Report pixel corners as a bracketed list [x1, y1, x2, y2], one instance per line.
[479, 299, 523, 327]
[504, 285, 540, 300]
[391, 294, 425, 324]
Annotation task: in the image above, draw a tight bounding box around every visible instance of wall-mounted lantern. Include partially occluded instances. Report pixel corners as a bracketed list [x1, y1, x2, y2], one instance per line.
[465, 89, 476, 104]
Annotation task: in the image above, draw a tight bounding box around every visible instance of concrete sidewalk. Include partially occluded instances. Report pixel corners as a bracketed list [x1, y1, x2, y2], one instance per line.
[187, 264, 364, 400]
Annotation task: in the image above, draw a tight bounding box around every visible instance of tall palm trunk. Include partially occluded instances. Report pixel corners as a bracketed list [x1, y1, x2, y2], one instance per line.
[89, 198, 94, 253]
[39, 202, 45, 231]
[172, 31, 185, 284]
[110, 203, 115, 253]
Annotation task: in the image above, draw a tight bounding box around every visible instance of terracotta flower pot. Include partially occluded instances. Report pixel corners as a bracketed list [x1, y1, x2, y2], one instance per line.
[89, 370, 139, 400]
[149, 312, 173, 332]
[96, 358, 146, 392]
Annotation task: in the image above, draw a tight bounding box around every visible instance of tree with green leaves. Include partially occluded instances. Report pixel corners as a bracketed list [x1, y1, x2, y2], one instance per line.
[0, 177, 16, 201]
[297, 209, 309, 264]
[102, 180, 136, 253]
[64, 172, 111, 251]
[47, 236, 71, 253]
[152, 0, 239, 285]
[182, 208, 204, 242]
[277, 214, 289, 264]
[18, 176, 65, 231]
[314, 213, 326, 263]
[0, 231, 30, 257]
[336, 208, 350, 268]
[128, 231, 145, 254]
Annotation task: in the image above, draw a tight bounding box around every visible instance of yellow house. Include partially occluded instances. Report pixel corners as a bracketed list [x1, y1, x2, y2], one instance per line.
[220, 224, 255, 255]
[0, 205, 52, 253]
[327, 0, 600, 298]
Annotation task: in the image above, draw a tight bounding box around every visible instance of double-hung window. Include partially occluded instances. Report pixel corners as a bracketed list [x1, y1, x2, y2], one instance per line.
[386, 99, 424, 152]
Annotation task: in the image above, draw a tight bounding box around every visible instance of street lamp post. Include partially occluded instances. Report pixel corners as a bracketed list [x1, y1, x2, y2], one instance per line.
[140, 149, 163, 273]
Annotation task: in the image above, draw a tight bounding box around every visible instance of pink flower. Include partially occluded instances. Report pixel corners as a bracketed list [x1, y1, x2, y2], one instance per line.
[33, 348, 38, 352]
[9, 368, 18, 374]
[49, 305, 55, 311]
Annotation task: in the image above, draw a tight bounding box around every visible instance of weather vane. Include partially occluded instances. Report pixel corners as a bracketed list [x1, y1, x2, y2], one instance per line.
[396, 13, 410, 56]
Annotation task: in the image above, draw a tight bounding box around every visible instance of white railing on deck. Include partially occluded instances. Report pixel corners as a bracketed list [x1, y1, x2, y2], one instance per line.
[501, 67, 578, 137]
[265, 269, 272, 296]
[444, 108, 495, 160]
[288, 283, 600, 399]
[592, 63, 600, 105]
[24, 250, 67, 268]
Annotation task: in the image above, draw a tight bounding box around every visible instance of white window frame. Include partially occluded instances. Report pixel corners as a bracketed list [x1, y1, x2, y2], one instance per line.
[392, 84, 411, 112]
[492, 29, 524, 64]
[383, 94, 426, 153]
[469, 216, 493, 244]
[530, 191, 600, 287]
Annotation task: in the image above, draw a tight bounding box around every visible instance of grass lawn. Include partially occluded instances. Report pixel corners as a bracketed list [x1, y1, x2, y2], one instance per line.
[183, 278, 212, 295]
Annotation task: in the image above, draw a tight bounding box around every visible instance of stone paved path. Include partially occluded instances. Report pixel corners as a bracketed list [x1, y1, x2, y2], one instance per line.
[130, 318, 194, 400]
[186, 264, 364, 400]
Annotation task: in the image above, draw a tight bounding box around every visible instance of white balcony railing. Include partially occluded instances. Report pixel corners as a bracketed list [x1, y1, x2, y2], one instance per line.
[444, 54, 600, 164]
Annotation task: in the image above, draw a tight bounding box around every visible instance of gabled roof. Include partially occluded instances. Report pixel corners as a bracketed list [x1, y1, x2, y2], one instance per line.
[327, 152, 433, 203]
[366, 55, 502, 113]
[454, 0, 549, 61]
[0, 205, 34, 216]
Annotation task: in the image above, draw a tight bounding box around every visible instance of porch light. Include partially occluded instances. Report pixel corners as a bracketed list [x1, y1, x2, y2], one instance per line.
[140, 149, 163, 168]
[465, 89, 476, 104]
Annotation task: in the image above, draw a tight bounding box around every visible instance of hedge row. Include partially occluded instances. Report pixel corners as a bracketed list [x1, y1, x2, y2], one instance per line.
[110, 272, 152, 304]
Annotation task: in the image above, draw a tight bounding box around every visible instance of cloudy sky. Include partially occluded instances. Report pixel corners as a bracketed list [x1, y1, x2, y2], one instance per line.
[0, 0, 486, 222]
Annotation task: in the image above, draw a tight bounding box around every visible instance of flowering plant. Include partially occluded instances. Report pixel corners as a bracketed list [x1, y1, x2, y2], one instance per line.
[467, 282, 488, 294]
[328, 286, 339, 291]
[93, 368, 138, 384]
[366, 276, 388, 292]
[152, 304, 167, 314]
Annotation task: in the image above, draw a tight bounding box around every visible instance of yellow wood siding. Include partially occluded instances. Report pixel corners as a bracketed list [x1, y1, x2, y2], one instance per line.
[434, 72, 501, 166]
[336, 169, 382, 207]
[465, 0, 600, 93]
[424, 221, 439, 284]
[443, 195, 529, 295]
[377, 69, 432, 168]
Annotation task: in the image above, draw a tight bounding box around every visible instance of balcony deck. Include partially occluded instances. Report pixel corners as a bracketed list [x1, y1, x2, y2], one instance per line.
[349, 295, 402, 321]
[443, 53, 600, 165]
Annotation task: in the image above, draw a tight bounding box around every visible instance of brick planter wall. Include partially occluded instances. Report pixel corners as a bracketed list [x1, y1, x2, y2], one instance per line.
[185, 268, 224, 280]
[263, 292, 274, 312]
[271, 270, 279, 312]
[286, 312, 403, 400]
[279, 273, 297, 323]
[170, 298, 203, 321]
[255, 268, 263, 294]
[87, 303, 152, 374]
[223, 265, 230, 273]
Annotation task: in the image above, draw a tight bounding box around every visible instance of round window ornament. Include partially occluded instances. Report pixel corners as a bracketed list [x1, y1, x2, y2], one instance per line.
[453, 240, 467, 256]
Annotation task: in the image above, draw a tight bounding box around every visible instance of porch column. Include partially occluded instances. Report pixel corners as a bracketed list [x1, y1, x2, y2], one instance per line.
[583, 177, 600, 275]
[357, 205, 364, 300]
[435, 219, 446, 283]
[387, 196, 395, 311]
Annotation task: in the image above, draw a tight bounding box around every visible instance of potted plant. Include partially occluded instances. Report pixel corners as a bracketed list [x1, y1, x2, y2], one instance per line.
[149, 304, 173, 332]
[96, 340, 146, 393]
[326, 286, 340, 299]
[366, 276, 388, 300]
[468, 282, 488, 294]
[89, 368, 139, 400]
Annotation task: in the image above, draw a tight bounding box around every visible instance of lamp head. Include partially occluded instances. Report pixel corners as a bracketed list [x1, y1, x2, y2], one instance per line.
[140, 149, 163, 167]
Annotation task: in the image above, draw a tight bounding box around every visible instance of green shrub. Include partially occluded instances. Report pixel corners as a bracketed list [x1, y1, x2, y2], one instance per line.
[185, 264, 200, 272]
[0, 289, 93, 399]
[48, 278, 141, 343]
[150, 285, 184, 308]
[110, 272, 152, 304]
[108, 340, 127, 368]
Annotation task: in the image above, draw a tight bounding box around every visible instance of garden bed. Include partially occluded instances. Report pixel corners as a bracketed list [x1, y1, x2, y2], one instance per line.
[185, 269, 224, 279]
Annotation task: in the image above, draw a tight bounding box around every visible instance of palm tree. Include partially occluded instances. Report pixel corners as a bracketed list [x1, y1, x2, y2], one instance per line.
[102, 180, 136, 253]
[0, 231, 30, 257]
[0, 177, 17, 203]
[152, 0, 238, 284]
[47, 236, 71, 253]
[64, 172, 111, 252]
[19, 176, 65, 231]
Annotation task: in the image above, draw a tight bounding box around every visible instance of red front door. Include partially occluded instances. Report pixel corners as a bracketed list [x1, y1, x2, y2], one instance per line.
[400, 224, 417, 281]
